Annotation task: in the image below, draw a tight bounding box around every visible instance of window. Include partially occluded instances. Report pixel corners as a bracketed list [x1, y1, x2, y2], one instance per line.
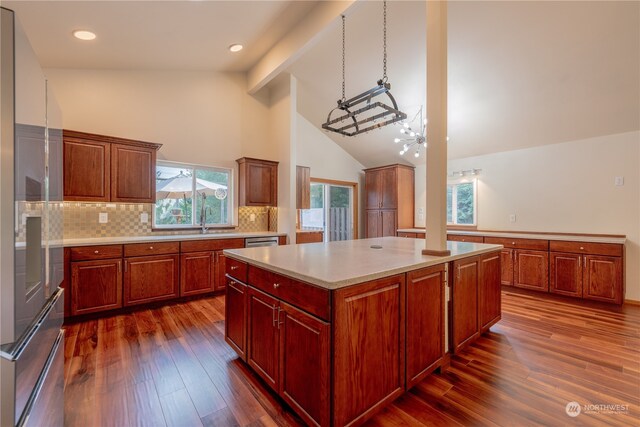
[154, 161, 233, 228]
[300, 181, 356, 241]
[447, 180, 476, 226]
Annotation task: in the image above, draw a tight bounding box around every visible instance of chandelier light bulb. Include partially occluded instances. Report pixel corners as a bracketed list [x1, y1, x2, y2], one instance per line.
[414, 151, 420, 158]
[403, 144, 409, 150]
[393, 138, 400, 143]
[403, 122, 410, 129]
[399, 150, 405, 155]
[400, 128, 406, 134]
[409, 132, 415, 137]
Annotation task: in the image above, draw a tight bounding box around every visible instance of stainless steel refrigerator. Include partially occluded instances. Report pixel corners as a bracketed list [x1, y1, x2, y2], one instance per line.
[0, 7, 65, 427]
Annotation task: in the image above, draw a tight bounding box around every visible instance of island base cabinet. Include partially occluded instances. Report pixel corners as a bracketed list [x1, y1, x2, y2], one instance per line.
[406, 265, 445, 389]
[247, 287, 280, 390]
[225, 278, 247, 361]
[124, 255, 179, 306]
[279, 302, 330, 427]
[333, 274, 406, 427]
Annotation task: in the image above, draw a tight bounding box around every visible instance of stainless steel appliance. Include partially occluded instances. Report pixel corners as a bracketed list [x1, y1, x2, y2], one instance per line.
[0, 7, 64, 427]
[245, 236, 279, 248]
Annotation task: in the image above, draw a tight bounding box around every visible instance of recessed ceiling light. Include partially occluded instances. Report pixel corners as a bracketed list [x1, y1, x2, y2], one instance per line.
[73, 30, 96, 41]
[228, 44, 243, 53]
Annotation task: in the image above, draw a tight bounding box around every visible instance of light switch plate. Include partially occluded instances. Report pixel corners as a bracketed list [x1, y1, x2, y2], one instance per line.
[509, 214, 516, 223]
[140, 212, 149, 223]
[99, 212, 108, 223]
[614, 176, 624, 186]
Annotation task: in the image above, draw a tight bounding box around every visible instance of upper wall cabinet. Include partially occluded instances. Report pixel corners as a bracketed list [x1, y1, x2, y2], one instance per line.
[237, 157, 279, 207]
[296, 165, 310, 210]
[63, 130, 161, 203]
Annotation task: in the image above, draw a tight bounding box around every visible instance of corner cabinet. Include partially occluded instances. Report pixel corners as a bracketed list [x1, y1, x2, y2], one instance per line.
[237, 157, 279, 207]
[364, 164, 414, 237]
[63, 130, 161, 203]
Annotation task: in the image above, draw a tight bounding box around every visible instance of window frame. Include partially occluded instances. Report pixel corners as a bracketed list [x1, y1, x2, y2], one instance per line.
[447, 178, 477, 227]
[153, 160, 234, 229]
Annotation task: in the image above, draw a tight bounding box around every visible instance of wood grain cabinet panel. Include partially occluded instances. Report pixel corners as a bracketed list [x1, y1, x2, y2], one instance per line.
[333, 274, 405, 427]
[380, 210, 398, 237]
[364, 164, 414, 237]
[447, 234, 484, 243]
[478, 252, 501, 332]
[296, 231, 323, 244]
[366, 210, 381, 238]
[450, 256, 480, 354]
[550, 252, 583, 297]
[237, 157, 278, 207]
[63, 138, 110, 201]
[215, 251, 227, 291]
[225, 278, 248, 361]
[247, 287, 280, 390]
[279, 302, 330, 427]
[226, 257, 248, 283]
[111, 143, 156, 203]
[124, 255, 179, 306]
[406, 265, 445, 389]
[379, 167, 398, 209]
[71, 259, 122, 316]
[180, 251, 215, 296]
[584, 255, 622, 304]
[500, 249, 514, 286]
[296, 165, 310, 209]
[513, 250, 549, 291]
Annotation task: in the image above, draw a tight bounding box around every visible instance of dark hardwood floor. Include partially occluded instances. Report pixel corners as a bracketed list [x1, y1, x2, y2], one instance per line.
[64, 290, 640, 427]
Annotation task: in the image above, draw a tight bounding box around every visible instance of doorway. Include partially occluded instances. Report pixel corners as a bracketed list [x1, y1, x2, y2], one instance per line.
[300, 179, 358, 241]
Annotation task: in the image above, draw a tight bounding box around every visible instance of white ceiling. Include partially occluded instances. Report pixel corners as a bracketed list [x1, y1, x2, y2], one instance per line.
[5, 1, 639, 168]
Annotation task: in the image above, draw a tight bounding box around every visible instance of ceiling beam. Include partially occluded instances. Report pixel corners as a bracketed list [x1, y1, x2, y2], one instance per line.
[247, 0, 357, 95]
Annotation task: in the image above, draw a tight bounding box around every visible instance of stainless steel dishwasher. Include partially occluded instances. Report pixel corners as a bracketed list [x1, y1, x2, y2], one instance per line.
[245, 236, 279, 248]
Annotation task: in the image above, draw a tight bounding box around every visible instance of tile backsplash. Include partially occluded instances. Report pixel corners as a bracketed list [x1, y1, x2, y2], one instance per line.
[18, 202, 278, 240]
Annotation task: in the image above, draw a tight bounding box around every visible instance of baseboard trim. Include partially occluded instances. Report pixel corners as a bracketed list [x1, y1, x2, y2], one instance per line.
[624, 299, 640, 306]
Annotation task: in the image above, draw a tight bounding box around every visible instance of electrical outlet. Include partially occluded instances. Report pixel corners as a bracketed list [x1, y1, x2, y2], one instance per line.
[250, 213, 256, 222]
[509, 214, 516, 223]
[418, 207, 424, 214]
[140, 212, 149, 223]
[99, 212, 108, 224]
[614, 176, 624, 186]
[418, 213, 424, 221]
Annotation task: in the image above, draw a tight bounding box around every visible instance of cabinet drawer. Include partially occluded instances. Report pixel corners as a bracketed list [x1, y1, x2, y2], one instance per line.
[397, 232, 416, 238]
[549, 240, 623, 257]
[448, 234, 484, 243]
[416, 232, 426, 239]
[124, 241, 179, 257]
[226, 257, 248, 283]
[248, 266, 330, 321]
[484, 236, 548, 251]
[70, 245, 123, 261]
[180, 238, 245, 253]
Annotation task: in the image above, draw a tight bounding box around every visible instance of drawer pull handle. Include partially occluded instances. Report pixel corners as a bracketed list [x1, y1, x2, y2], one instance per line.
[273, 283, 280, 289]
[580, 246, 584, 250]
[231, 266, 238, 271]
[94, 250, 99, 254]
[149, 246, 154, 250]
[511, 242, 516, 245]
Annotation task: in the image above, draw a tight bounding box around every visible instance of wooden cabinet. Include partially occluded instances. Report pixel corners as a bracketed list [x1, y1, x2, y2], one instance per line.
[247, 286, 280, 389]
[514, 250, 549, 291]
[124, 254, 179, 306]
[225, 278, 248, 361]
[296, 165, 310, 209]
[406, 265, 445, 388]
[364, 164, 414, 237]
[215, 251, 227, 291]
[450, 256, 480, 354]
[71, 258, 122, 316]
[296, 231, 323, 244]
[499, 249, 515, 285]
[63, 130, 161, 203]
[478, 252, 501, 332]
[237, 157, 278, 206]
[447, 234, 484, 243]
[550, 241, 623, 304]
[180, 251, 215, 296]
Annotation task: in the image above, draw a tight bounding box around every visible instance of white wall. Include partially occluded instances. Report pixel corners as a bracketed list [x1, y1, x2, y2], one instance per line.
[415, 131, 640, 301]
[295, 113, 365, 238]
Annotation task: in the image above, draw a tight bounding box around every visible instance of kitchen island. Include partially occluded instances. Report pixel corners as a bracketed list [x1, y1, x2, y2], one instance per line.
[224, 237, 502, 427]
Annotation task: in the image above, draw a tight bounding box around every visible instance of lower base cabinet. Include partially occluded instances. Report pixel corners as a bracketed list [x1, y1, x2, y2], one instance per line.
[70, 258, 122, 316]
[584, 255, 622, 304]
[247, 287, 280, 389]
[124, 255, 179, 306]
[514, 249, 549, 291]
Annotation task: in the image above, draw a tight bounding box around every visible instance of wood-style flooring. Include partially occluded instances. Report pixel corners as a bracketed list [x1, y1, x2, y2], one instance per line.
[63, 290, 640, 427]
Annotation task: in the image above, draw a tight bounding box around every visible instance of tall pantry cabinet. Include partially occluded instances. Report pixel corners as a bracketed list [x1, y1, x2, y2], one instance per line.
[364, 164, 415, 238]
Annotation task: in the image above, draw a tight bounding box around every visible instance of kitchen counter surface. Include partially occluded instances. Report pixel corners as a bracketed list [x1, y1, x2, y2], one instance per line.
[397, 228, 626, 244]
[63, 231, 286, 247]
[225, 236, 502, 290]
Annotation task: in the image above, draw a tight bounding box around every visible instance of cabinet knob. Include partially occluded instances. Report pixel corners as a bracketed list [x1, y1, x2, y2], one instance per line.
[273, 283, 280, 289]
[580, 246, 584, 250]
[94, 250, 99, 254]
[231, 265, 238, 271]
[149, 246, 154, 250]
[511, 242, 516, 245]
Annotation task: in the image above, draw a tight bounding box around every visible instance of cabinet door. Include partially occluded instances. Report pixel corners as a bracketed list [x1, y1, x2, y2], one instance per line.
[247, 287, 280, 389]
[111, 143, 156, 203]
[71, 259, 122, 315]
[406, 265, 444, 389]
[180, 251, 214, 296]
[215, 251, 227, 291]
[478, 252, 501, 332]
[225, 279, 247, 360]
[365, 170, 381, 209]
[583, 255, 622, 304]
[380, 210, 398, 237]
[246, 162, 277, 206]
[279, 303, 330, 427]
[514, 250, 549, 291]
[379, 167, 398, 209]
[124, 255, 179, 306]
[500, 249, 514, 285]
[549, 252, 582, 297]
[63, 139, 110, 201]
[451, 257, 479, 353]
[365, 210, 380, 238]
[296, 165, 310, 209]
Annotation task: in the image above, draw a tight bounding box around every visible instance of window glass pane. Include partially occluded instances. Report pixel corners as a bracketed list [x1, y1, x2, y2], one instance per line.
[310, 183, 324, 209]
[329, 186, 350, 208]
[155, 166, 193, 226]
[446, 186, 453, 223]
[456, 182, 474, 224]
[195, 169, 230, 225]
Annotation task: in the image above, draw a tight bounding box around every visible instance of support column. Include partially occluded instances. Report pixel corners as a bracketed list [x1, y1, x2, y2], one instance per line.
[423, 0, 450, 256]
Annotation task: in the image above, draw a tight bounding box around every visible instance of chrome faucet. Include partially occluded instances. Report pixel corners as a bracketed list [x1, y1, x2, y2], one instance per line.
[199, 192, 211, 234]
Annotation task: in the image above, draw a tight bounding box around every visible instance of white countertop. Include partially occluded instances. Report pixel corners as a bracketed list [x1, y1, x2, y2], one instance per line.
[396, 228, 626, 245]
[224, 237, 503, 290]
[63, 231, 286, 247]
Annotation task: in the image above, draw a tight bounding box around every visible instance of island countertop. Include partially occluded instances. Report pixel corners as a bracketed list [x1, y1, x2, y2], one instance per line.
[224, 236, 503, 289]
